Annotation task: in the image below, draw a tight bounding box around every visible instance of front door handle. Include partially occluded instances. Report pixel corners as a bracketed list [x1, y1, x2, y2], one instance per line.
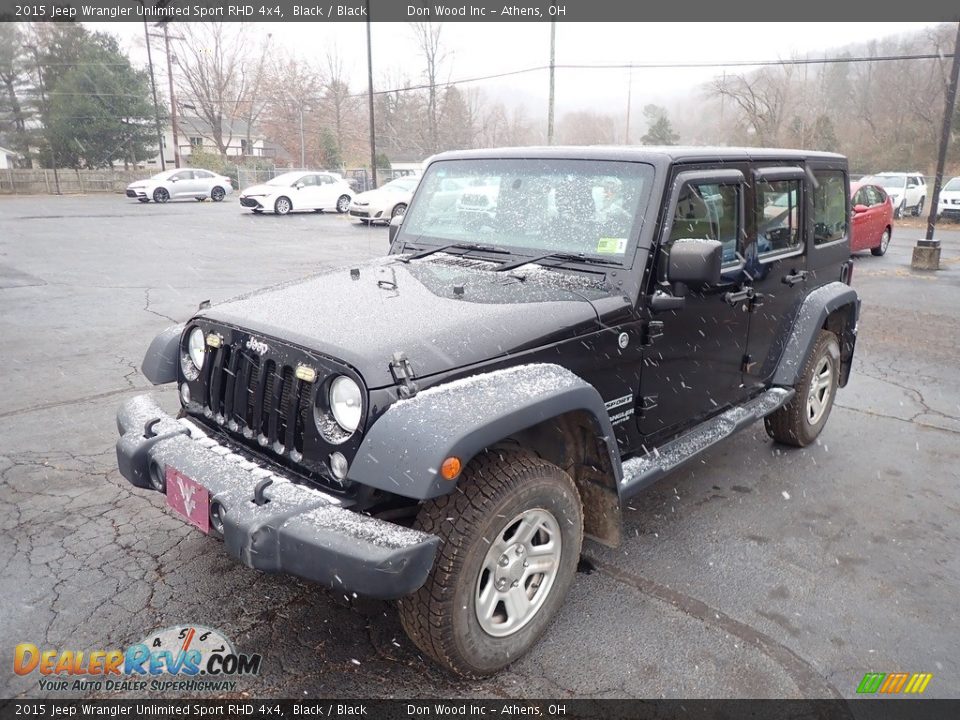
[723, 287, 754, 306]
[782, 269, 809, 287]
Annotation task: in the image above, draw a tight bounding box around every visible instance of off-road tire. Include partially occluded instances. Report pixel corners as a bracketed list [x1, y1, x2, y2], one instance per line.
[871, 227, 891, 256]
[913, 197, 924, 217]
[398, 449, 583, 677]
[765, 330, 840, 447]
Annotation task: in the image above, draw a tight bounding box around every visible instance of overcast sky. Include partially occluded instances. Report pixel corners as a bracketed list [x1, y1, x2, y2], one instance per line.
[89, 21, 942, 121]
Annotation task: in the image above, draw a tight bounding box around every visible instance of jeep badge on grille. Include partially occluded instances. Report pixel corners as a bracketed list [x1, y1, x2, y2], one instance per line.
[245, 337, 269, 355]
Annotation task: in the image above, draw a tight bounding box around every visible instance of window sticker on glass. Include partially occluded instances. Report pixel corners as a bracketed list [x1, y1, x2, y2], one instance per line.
[597, 237, 627, 254]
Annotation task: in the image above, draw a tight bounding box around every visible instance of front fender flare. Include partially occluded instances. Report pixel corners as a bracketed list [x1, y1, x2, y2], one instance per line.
[141, 324, 184, 385]
[348, 364, 622, 500]
[772, 282, 859, 387]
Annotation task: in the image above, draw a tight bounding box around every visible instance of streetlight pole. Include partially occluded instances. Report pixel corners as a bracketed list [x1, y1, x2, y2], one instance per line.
[299, 104, 305, 168]
[142, 19, 166, 170]
[913, 20, 960, 271]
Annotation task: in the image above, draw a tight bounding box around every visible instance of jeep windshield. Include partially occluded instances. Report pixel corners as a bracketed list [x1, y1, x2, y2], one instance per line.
[398, 159, 655, 265]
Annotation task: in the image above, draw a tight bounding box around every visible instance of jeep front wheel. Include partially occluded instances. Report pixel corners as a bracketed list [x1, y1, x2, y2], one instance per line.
[765, 329, 840, 447]
[398, 449, 582, 677]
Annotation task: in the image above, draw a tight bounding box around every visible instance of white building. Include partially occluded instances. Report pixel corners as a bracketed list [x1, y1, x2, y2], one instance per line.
[0, 145, 19, 170]
[143, 117, 275, 169]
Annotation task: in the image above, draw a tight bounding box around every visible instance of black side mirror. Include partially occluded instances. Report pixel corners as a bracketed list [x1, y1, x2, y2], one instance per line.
[389, 214, 404, 245]
[667, 239, 723, 286]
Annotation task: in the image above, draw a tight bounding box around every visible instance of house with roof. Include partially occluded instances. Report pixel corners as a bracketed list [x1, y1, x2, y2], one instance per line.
[144, 116, 276, 168]
[0, 144, 20, 170]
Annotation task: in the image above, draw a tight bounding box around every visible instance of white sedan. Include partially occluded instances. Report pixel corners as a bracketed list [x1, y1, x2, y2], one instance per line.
[126, 168, 233, 203]
[348, 176, 419, 224]
[239, 171, 353, 215]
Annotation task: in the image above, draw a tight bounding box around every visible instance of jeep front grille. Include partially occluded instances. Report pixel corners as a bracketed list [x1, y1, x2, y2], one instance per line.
[202, 345, 312, 456]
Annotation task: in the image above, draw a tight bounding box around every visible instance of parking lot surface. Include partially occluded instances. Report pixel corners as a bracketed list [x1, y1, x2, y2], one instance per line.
[2, 195, 959, 699]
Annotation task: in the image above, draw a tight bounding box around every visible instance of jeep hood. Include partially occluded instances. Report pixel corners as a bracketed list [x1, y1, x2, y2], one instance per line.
[199, 255, 616, 388]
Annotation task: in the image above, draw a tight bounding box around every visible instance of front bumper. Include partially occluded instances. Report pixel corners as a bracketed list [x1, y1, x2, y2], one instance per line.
[127, 187, 148, 199]
[239, 196, 264, 209]
[115, 394, 439, 599]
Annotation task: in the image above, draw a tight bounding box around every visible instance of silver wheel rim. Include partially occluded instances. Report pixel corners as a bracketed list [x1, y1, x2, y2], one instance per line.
[881, 230, 890, 252]
[155, 189, 168, 202]
[806, 354, 834, 426]
[338, 196, 349, 212]
[475, 507, 561, 638]
[213, 188, 224, 201]
[392, 204, 406, 218]
[277, 198, 290, 214]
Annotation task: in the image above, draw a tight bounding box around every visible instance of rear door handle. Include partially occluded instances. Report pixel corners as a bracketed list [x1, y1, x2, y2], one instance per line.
[782, 270, 809, 287]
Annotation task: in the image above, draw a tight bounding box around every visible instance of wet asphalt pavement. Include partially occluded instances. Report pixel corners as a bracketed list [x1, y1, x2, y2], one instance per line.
[1, 195, 959, 699]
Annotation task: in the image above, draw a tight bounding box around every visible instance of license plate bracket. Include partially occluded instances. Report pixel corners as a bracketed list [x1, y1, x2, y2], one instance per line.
[165, 467, 210, 534]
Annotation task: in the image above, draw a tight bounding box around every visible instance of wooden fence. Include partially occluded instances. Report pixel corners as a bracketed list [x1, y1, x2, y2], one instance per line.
[0, 168, 146, 195]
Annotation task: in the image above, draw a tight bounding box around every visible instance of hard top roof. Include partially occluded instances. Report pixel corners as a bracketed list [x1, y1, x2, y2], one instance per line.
[429, 145, 846, 165]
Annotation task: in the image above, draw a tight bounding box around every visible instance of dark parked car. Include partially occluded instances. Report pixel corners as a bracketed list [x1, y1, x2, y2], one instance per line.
[116, 147, 859, 677]
[850, 180, 894, 256]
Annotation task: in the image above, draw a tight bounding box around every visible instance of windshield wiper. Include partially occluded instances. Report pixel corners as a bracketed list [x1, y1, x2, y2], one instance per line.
[399, 242, 510, 263]
[494, 251, 615, 272]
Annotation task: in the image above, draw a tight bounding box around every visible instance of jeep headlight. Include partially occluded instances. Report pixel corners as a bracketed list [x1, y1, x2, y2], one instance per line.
[329, 376, 362, 433]
[180, 327, 206, 380]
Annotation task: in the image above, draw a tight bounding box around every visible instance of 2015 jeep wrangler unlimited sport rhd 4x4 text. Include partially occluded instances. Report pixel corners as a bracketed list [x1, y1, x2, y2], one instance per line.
[116, 147, 859, 677]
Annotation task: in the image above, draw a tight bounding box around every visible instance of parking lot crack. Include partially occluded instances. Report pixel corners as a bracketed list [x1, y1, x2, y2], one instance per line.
[143, 287, 179, 324]
[583, 555, 846, 701]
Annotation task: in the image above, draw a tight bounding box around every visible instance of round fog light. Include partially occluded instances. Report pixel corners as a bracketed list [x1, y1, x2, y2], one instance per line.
[329, 452, 348, 480]
[179, 383, 191, 405]
[210, 500, 226, 534]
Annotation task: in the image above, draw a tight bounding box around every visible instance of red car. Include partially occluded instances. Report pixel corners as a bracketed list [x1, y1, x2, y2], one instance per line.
[850, 181, 894, 256]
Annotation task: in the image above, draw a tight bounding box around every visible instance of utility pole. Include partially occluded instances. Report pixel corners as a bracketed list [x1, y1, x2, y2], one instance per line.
[624, 63, 632, 144]
[299, 104, 305, 168]
[143, 19, 166, 170]
[27, 45, 60, 194]
[914, 21, 960, 270]
[547, 21, 556, 145]
[159, 22, 181, 168]
[366, 3, 378, 190]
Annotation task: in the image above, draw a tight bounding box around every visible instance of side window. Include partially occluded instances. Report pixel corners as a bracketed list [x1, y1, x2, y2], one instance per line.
[756, 179, 802, 256]
[298, 175, 316, 187]
[668, 182, 741, 265]
[173, 170, 193, 181]
[812, 170, 846, 245]
[851, 188, 867, 207]
[318, 174, 334, 185]
[865, 187, 882, 206]
[195, 170, 213, 179]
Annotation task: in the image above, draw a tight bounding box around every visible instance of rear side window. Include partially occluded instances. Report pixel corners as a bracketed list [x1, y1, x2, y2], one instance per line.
[812, 170, 847, 245]
[756, 179, 802, 256]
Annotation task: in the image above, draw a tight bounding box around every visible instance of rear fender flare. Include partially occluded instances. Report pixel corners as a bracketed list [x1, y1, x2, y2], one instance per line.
[348, 364, 623, 500]
[772, 282, 859, 388]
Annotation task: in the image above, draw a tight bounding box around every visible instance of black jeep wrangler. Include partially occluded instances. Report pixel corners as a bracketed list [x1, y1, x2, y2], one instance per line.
[116, 147, 858, 677]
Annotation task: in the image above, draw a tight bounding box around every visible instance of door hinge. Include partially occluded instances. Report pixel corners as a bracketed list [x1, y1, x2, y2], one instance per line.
[638, 395, 659, 415]
[741, 354, 758, 374]
[389, 352, 419, 398]
[643, 321, 664, 346]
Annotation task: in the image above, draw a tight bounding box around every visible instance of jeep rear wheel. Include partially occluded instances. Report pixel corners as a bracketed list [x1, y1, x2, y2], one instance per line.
[765, 330, 840, 447]
[398, 449, 582, 677]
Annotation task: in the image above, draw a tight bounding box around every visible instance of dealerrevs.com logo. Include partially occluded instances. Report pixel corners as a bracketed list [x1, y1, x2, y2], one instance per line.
[14, 625, 262, 693]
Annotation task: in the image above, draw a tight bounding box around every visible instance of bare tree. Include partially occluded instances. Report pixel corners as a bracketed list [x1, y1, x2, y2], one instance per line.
[238, 31, 273, 155]
[321, 43, 362, 166]
[556, 110, 617, 145]
[173, 22, 249, 155]
[409, 22, 447, 154]
[259, 52, 321, 166]
[0, 23, 30, 163]
[710, 66, 792, 146]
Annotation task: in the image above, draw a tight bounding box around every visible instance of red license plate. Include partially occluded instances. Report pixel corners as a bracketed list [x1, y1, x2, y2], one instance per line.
[165, 467, 210, 534]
